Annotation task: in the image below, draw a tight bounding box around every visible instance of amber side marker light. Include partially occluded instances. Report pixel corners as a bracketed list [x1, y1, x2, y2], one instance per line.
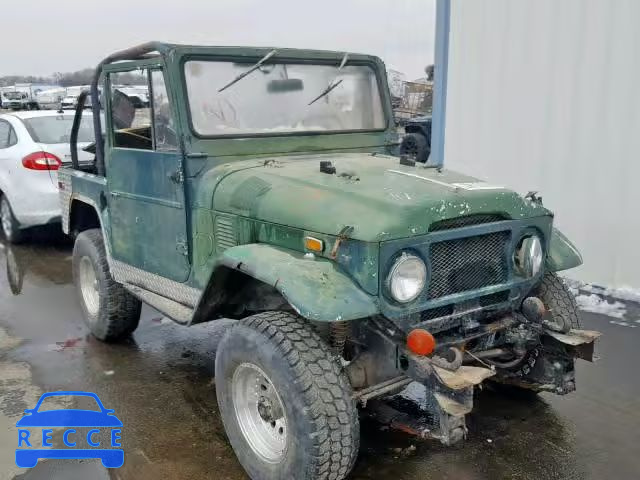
[407, 329, 436, 356]
[304, 236, 324, 252]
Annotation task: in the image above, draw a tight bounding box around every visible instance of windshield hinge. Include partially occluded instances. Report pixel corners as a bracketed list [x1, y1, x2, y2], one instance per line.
[176, 237, 189, 256]
[169, 169, 184, 184]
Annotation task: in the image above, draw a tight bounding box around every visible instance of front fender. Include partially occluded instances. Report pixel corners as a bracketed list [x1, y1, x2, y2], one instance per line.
[215, 244, 379, 322]
[546, 228, 583, 272]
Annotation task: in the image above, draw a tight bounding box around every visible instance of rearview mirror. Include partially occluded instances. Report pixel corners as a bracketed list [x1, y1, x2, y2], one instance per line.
[267, 79, 304, 93]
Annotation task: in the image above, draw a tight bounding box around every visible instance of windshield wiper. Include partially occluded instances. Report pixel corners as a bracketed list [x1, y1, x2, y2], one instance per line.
[308, 52, 349, 106]
[218, 49, 278, 93]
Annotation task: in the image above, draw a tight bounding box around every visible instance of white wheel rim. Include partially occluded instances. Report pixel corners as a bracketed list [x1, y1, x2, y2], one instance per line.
[1, 199, 13, 239]
[232, 363, 287, 463]
[79, 256, 100, 316]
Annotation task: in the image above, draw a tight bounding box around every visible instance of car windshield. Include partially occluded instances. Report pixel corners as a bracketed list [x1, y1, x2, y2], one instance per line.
[5, 92, 22, 100]
[184, 60, 386, 136]
[23, 115, 98, 144]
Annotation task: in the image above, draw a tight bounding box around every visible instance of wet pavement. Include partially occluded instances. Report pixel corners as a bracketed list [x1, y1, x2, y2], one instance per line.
[0, 237, 639, 480]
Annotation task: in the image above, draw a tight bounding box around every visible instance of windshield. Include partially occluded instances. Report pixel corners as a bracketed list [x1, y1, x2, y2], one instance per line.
[5, 92, 23, 100]
[184, 60, 386, 136]
[23, 115, 98, 144]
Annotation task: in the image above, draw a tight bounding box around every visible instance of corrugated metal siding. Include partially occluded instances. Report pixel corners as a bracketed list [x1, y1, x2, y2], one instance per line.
[444, 0, 640, 288]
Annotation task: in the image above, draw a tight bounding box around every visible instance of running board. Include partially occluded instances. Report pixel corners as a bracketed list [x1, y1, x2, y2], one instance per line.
[124, 284, 193, 325]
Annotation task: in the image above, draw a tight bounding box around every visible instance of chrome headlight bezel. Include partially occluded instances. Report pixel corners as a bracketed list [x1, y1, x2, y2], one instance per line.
[386, 252, 428, 303]
[514, 234, 544, 278]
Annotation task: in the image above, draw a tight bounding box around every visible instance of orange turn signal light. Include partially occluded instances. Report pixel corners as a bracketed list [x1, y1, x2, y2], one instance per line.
[407, 329, 436, 356]
[304, 236, 324, 252]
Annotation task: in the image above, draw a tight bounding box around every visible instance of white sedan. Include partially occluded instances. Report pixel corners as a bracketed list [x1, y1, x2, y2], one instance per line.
[0, 110, 97, 243]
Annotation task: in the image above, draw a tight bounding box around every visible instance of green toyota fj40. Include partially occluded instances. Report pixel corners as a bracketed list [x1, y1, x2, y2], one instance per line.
[60, 42, 600, 480]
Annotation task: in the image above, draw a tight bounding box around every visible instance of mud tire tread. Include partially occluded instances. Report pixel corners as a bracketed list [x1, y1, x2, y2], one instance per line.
[536, 272, 582, 329]
[73, 228, 141, 342]
[217, 311, 359, 480]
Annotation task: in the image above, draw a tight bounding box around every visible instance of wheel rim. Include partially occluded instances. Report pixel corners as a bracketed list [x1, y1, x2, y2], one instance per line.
[232, 363, 287, 464]
[1, 199, 13, 239]
[79, 256, 100, 316]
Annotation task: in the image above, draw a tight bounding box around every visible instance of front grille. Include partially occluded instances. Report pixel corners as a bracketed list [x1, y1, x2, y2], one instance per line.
[427, 231, 510, 299]
[479, 290, 510, 307]
[420, 305, 454, 321]
[429, 214, 506, 232]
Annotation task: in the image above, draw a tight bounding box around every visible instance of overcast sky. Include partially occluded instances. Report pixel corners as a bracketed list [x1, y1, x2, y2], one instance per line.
[0, 0, 435, 80]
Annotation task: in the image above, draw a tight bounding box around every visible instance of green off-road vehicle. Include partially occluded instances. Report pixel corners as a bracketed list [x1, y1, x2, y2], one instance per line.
[61, 42, 600, 480]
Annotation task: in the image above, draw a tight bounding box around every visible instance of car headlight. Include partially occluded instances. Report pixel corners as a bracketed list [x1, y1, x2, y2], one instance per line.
[387, 253, 427, 303]
[515, 235, 543, 277]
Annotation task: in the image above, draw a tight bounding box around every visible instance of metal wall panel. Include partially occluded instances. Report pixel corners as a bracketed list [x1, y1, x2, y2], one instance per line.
[444, 0, 640, 288]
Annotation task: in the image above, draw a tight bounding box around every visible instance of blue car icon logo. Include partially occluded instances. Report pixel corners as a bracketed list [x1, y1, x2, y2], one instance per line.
[16, 391, 123, 468]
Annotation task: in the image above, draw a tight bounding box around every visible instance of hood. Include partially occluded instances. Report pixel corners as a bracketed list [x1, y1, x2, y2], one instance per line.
[211, 153, 551, 242]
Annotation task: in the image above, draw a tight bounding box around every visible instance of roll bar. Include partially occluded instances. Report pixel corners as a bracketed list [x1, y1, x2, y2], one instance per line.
[70, 41, 167, 176]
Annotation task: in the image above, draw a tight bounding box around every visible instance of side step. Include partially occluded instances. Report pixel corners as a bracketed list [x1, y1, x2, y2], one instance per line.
[124, 284, 193, 325]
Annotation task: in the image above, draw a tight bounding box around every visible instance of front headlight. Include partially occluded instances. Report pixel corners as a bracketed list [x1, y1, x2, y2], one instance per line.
[515, 235, 543, 277]
[387, 252, 427, 303]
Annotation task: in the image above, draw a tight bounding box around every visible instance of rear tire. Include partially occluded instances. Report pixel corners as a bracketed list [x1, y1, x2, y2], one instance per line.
[400, 132, 430, 163]
[215, 312, 359, 480]
[72, 229, 141, 342]
[0, 195, 23, 244]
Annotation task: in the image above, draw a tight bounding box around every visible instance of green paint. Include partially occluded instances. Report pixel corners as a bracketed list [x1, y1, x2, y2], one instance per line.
[546, 228, 583, 272]
[217, 244, 379, 322]
[63, 43, 583, 324]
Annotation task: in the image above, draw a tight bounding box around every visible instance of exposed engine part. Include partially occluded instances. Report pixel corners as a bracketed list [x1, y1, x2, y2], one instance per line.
[353, 375, 413, 406]
[366, 399, 466, 445]
[437, 315, 518, 349]
[430, 347, 463, 371]
[463, 348, 509, 361]
[543, 310, 572, 333]
[521, 296, 546, 323]
[483, 349, 528, 369]
[345, 352, 373, 389]
[329, 320, 349, 356]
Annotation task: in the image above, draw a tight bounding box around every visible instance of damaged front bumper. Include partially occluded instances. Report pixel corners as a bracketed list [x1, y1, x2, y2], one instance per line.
[350, 319, 600, 446]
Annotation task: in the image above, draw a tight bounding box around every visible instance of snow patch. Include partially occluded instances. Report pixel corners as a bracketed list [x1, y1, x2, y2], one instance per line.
[564, 278, 640, 305]
[575, 293, 627, 319]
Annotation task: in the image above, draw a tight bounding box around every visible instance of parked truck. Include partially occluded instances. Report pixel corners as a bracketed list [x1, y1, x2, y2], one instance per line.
[35, 87, 67, 110]
[1, 83, 58, 110]
[60, 42, 600, 480]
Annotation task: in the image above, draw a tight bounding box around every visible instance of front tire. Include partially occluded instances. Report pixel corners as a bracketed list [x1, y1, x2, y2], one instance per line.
[536, 272, 582, 329]
[72, 229, 141, 342]
[215, 312, 359, 480]
[491, 273, 581, 395]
